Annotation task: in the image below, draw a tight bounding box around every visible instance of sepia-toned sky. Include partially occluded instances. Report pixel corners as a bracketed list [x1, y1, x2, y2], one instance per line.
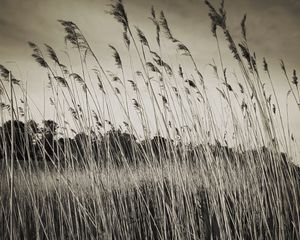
[0, 0, 299, 143]
[0, 0, 299, 65]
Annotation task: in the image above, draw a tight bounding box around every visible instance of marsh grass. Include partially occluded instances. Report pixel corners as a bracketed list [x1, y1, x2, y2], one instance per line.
[0, 0, 300, 239]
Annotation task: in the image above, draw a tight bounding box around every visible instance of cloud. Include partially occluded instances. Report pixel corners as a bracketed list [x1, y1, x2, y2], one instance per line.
[0, 0, 298, 88]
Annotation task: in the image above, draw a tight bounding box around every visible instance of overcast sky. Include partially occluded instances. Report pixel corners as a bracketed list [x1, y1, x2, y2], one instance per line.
[0, 0, 299, 63]
[0, 0, 299, 144]
[0, 0, 299, 84]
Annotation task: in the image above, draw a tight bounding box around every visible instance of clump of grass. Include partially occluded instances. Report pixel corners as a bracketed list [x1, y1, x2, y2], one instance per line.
[0, 0, 300, 239]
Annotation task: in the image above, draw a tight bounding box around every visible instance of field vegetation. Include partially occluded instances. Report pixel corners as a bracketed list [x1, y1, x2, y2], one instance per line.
[0, 0, 300, 239]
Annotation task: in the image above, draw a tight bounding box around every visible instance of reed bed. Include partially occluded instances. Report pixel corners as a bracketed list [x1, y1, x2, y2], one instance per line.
[0, 0, 299, 239]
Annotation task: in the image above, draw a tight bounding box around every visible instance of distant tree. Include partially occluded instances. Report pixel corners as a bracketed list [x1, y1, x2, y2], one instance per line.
[40, 120, 58, 161]
[74, 132, 90, 163]
[104, 129, 137, 165]
[24, 120, 40, 160]
[43, 120, 58, 133]
[89, 132, 103, 163]
[1, 120, 34, 160]
[150, 135, 170, 160]
[0, 126, 3, 160]
[57, 137, 77, 166]
[26, 120, 39, 136]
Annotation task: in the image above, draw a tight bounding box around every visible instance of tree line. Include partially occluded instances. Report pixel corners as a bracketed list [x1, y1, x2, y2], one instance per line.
[0, 119, 182, 168]
[0, 120, 296, 173]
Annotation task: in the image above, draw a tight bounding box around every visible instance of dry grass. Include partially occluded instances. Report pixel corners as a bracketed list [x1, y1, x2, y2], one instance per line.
[0, 0, 300, 239]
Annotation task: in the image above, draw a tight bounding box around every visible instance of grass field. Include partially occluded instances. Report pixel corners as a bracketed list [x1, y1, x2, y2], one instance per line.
[0, 0, 300, 239]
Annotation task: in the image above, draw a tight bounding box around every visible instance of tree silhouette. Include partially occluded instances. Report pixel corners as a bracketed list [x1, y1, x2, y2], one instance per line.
[1, 120, 34, 160]
[150, 135, 170, 160]
[40, 120, 59, 161]
[0, 126, 4, 160]
[74, 132, 90, 163]
[57, 137, 77, 166]
[103, 129, 137, 166]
